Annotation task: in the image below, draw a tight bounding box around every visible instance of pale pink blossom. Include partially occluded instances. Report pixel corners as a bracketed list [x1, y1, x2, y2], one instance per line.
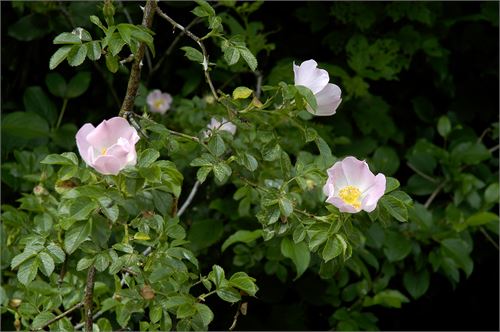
[293, 59, 342, 116]
[204, 117, 237, 138]
[76, 117, 140, 175]
[146, 89, 172, 114]
[323, 156, 386, 213]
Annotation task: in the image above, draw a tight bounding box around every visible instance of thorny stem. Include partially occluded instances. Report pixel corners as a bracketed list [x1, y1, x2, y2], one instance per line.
[84, 266, 96, 332]
[155, 6, 219, 101]
[118, 0, 157, 117]
[178, 180, 201, 217]
[34, 302, 83, 331]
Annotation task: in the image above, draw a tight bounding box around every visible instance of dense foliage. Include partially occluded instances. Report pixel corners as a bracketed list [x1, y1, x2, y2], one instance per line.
[1, 1, 498, 331]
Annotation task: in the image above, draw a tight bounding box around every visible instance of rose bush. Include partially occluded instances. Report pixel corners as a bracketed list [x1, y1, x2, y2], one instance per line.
[1, 1, 498, 331]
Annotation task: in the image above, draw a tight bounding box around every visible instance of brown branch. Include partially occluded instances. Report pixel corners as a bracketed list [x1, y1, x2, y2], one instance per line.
[118, 0, 157, 117]
[228, 302, 243, 331]
[33, 302, 84, 331]
[480, 226, 499, 250]
[406, 162, 439, 183]
[424, 181, 447, 209]
[155, 6, 219, 101]
[84, 266, 97, 332]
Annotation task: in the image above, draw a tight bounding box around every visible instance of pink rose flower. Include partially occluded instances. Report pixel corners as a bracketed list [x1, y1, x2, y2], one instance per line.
[204, 117, 237, 138]
[76, 117, 140, 175]
[293, 59, 342, 116]
[146, 89, 173, 114]
[323, 156, 386, 213]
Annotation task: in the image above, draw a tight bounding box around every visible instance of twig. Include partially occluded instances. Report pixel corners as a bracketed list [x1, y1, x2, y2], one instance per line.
[75, 311, 103, 331]
[120, 54, 135, 64]
[228, 302, 243, 331]
[255, 70, 263, 98]
[34, 302, 83, 331]
[407, 162, 439, 183]
[479, 226, 499, 250]
[424, 181, 447, 209]
[118, 0, 157, 117]
[178, 180, 201, 217]
[155, 6, 219, 101]
[149, 16, 201, 80]
[489, 144, 499, 153]
[83, 266, 96, 331]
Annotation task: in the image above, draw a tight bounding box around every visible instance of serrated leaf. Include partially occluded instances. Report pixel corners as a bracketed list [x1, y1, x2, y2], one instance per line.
[38, 252, 55, 277]
[105, 53, 119, 73]
[66, 71, 91, 98]
[181, 46, 204, 63]
[17, 258, 39, 285]
[381, 195, 408, 222]
[239, 47, 258, 71]
[221, 229, 263, 252]
[86, 41, 102, 60]
[32, 311, 56, 330]
[224, 46, 240, 65]
[194, 303, 214, 326]
[280, 237, 310, 280]
[67, 44, 87, 67]
[53, 32, 82, 44]
[77, 257, 95, 271]
[64, 221, 92, 254]
[322, 236, 343, 262]
[49, 46, 72, 70]
[229, 272, 258, 296]
[216, 287, 241, 303]
[403, 269, 430, 299]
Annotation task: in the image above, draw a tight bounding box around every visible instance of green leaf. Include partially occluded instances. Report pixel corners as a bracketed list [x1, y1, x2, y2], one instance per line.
[138, 148, 160, 167]
[66, 71, 91, 98]
[224, 46, 240, 65]
[32, 311, 56, 330]
[484, 183, 499, 204]
[295, 85, 318, 112]
[90, 15, 106, 31]
[8, 13, 51, 41]
[49, 46, 72, 70]
[41, 153, 77, 165]
[23, 86, 58, 126]
[385, 177, 400, 193]
[216, 287, 241, 303]
[69, 197, 99, 220]
[11, 249, 39, 270]
[466, 211, 498, 227]
[380, 195, 408, 222]
[437, 115, 451, 137]
[53, 32, 82, 44]
[441, 238, 473, 276]
[372, 146, 400, 176]
[105, 53, 119, 73]
[403, 269, 430, 299]
[210, 265, 225, 287]
[38, 252, 55, 277]
[86, 41, 102, 61]
[229, 272, 258, 296]
[221, 229, 263, 252]
[237, 153, 258, 172]
[194, 303, 214, 326]
[193, 0, 216, 16]
[363, 289, 409, 308]
[45, 73, 67, 98]
[239, 47, 258, 71]
[76, 257, 95, 271]
[213, 162, 232, 182]
[208, 135, 226, 157]
[451, 142, 491, 165]
[64, 221, 92, 254]
[233, 86, 253, 99]
[322, 236, 343, 262]
[67, 44, 87, 67]
[280, 237, 310, 279]
[1, 112, 50, 140]
[383, 231, 412, 262]
[17, 258, 39, 285]
[180, 46, 204, 63]
[150, 305, 163, 324]
[279, 197, 294, 217]
[46, 244, 66, 263]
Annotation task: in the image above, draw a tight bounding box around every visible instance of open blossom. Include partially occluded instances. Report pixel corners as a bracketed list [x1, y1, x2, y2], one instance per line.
[204, 117, 237, 137]
[76, 117, 140, 175]
[293, 59, 342, 116]
[323, 156, 386, 213]
[146, 89, 172, 114]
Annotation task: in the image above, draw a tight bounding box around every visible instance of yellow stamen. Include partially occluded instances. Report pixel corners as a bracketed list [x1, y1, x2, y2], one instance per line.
[338, 186, 361, 209]
[154, 99, 164, 109]
[101, 147, 107, 155]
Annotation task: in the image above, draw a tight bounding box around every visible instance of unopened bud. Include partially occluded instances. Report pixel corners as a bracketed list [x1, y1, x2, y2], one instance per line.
[9, 298, 22, 308]
[103, 0, 115, 18]
[33, 185, 48, 196]
[204, 95, 215, 104]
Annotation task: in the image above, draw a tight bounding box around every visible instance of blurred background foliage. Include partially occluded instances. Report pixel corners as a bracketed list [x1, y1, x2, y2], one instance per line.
[1, 1, 499, 330]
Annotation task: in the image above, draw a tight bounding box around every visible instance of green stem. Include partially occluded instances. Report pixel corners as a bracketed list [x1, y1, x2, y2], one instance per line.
[56, 98, 68, 130]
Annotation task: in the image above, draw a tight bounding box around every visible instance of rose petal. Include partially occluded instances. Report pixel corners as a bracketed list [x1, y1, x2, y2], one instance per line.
[293, 59, 329, 94]
[76, 123, 95, 165]
[340, 157, 375, 190]
[326, 162, 348, 192]
[92, 155, 126, 175]
[326, 196, 360, 213]
[307, 83, 342, 116]
[361, 174, 386, 212]
[146, 89, 162, 105]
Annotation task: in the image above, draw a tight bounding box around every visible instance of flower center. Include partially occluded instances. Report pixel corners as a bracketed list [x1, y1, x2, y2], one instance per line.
[154, 99, 164, 109]
[101, 147, 107, 155]
[338, 186, 361, 209]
